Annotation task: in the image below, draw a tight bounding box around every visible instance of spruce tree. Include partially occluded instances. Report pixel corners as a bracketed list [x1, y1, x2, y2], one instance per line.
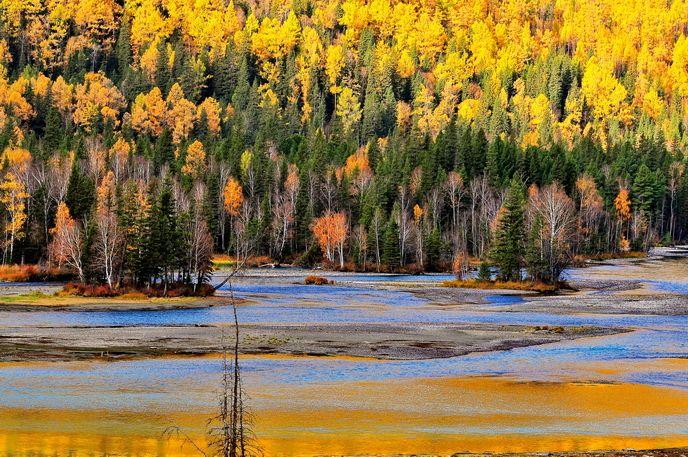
[425, 228, 442, 272]
[382, 219, 400, 271]
[115, 16, 133, 81]
[213, 47, 237, 102]
[490, 178, 526, 281]
[477, 262, 492, 282]
[42, 107, 62, 156]
[154, 40, 171, 95]
[525, 214, 546, 282]
[149, 179, 181, 291]
[65, 161, 95, 222]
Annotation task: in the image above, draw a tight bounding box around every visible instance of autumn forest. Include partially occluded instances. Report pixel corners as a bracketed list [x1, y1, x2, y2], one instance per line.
[0, 0, 687, 289]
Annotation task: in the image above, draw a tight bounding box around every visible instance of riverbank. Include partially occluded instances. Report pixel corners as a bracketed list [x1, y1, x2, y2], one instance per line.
[0, 284, 227, 312]
[0, 322, 621, 362]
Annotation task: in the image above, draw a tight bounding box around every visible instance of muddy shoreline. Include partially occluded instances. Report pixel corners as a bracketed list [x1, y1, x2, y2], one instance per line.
[0, 322, 623, 362]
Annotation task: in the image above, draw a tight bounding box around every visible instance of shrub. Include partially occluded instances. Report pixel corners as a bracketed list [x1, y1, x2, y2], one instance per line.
[442, 279, 557, 293]
[477, 262, 492, 282]
[118, 292, 148, 300]
[0, 264, 74, 282]
[61, 281, 216, 298]
[304, 275, 332, 285]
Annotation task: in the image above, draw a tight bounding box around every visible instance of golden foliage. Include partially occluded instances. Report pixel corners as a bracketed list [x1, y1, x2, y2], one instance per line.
[197, 97, 221, 137]
[614, 188, 632, 221]
[73, 73, 125, 131]
[223, 176, 244, 217]
[131, 87, 166, 137]
[0, 171, 29, 245]
[166, 84, 196, 144]
[181, 140, 207, 179]
[336, 87, 361, 134]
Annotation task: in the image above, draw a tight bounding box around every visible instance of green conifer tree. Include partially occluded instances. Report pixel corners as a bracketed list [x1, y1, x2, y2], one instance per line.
[490, 178, 526, 281]
[382, 219, 400, 271]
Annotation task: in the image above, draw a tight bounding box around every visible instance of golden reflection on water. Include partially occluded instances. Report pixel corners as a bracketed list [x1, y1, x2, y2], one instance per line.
[2, 375, 688, 456]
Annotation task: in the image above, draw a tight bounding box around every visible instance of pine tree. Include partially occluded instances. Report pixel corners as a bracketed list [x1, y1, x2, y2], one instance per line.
[232, 55, 251, 111]
[115, 16, 133, 81]
[468, 129, 488, 179]
[455, 127, 472, 177]
[149, 179, 181, 292]
[65, 161, 95, 222]
[42, 107, 62, 156]
[155, 40, 171, 95]
[525, 214, 546, 282]
[477, 262, 492, 281]
[490, 178, 526, 281]
[425, 228, 442, 272]
[212, 47, 237, 102]
[633, 163, 663, 216]
[382, 219, 400, 271]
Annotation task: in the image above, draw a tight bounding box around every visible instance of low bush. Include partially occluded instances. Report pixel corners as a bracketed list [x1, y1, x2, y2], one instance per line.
[0, 264, 74, 282]
[304, 275, 332, 285]
[442, 279, 558, 293]
[117, 292, 149, 300]
[61, 282, 216, 298]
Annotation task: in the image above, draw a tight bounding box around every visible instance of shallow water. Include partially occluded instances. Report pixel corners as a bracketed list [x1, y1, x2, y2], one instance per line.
[1, 262, 688, 455]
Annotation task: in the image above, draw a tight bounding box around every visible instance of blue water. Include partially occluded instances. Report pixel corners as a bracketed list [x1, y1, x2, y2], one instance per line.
[0, 285, 683, 329]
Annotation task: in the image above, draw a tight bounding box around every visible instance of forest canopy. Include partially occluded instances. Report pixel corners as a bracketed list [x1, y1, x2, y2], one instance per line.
[0, 0, 686, 286]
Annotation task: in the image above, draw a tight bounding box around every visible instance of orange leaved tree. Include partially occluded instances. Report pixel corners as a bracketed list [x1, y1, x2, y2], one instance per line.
[311, 211, 347, 269]
[49, 202, 85, 282]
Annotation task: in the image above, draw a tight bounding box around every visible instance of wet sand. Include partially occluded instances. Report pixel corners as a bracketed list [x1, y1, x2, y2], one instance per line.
[0, 322, 620, 362]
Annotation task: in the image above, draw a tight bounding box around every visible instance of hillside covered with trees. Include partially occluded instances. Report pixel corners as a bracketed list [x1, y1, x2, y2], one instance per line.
[0, 0, 687, 288]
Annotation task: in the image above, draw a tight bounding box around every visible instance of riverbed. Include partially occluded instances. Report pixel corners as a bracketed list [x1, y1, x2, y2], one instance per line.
[0, 249, 687, 456]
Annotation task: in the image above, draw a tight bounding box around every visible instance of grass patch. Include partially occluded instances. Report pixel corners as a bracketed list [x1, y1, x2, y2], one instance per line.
[0, 264, 74, 282]
[212, 254, 275, 269]
[0, 291, 50, 303]
[442, 279, 558, 293]
[572, 251, 647, 266]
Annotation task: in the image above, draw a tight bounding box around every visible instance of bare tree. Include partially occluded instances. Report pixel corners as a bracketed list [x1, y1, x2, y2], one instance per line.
[320, 168, 338, 213]
[166, 264, 259, 457]
[668, 162, 684, 241]
[217, 161, 231, 250]
[50, 202, 85, 282]
[528, 183, 576, 283]
[397, 184, 412, 265]
[186, 183, 214, 290]
[95, 171, 123, 288]
[371, 207, 383, 271]
[574, 174, 604, 253]
[445, 171, 465, 250]
[271, 165, 298, 260]
[354, 224, 369, 270]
